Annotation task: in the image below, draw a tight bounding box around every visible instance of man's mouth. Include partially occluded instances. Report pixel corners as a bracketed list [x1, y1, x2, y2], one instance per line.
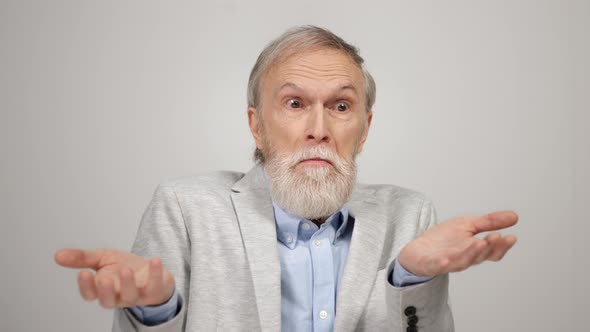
[298, 158, 333, 166]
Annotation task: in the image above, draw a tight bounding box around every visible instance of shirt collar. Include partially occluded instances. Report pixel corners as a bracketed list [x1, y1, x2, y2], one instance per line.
[272, 202, 351, 249]
[331, 205, 350, 243]
[272, 202, 302, 249]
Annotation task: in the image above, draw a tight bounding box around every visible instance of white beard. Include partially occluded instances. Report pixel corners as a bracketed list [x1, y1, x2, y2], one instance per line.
[264, 145, 357, 220]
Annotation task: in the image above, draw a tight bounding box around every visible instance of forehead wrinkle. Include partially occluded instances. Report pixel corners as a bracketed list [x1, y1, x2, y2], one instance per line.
[278, 61, 356, 81]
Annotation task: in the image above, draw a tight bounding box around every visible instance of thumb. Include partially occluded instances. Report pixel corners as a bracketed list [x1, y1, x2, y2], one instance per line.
[54, 248, 104, 270]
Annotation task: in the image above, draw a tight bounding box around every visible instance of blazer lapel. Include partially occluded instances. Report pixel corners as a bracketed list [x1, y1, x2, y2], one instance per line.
[334, 188, 388, 332]
[230, 165, 281, 331]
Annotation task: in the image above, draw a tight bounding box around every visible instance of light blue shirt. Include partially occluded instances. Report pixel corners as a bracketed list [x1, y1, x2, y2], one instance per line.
[273, 202, 351, 332]
[128, 204, 432, 328]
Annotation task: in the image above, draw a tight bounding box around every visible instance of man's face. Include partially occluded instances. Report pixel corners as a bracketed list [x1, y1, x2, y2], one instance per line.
[250, 48, 372, 168]
[248, 48, 372, 220]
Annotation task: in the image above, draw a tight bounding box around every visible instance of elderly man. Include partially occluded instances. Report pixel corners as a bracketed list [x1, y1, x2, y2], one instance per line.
[55, 26, 518, 332]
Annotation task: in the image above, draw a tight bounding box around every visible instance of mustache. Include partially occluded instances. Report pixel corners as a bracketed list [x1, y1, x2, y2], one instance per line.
[286, 146, 351, 173]
[296, 147, 336, 163]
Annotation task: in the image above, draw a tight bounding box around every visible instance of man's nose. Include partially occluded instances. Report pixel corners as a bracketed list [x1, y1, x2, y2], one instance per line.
[306, 104, 330, 143]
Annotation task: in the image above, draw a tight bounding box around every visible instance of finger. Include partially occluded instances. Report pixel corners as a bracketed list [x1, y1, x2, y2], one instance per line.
[118, 267, 139, 307]
[55, 249, 103, 270]
[139, 258, 165, 305]
[451, 239, 487, 272]
[488, 235, 518, 261]
[78, 270, 97, 301]
[484, 231, 501, 244]
[474, 233, 500, 264]
[471, 211, 518, 234]
[96, 276, 117, 308]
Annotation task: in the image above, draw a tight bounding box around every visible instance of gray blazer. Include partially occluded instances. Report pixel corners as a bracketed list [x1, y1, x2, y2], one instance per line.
[113, 165, 454, 332]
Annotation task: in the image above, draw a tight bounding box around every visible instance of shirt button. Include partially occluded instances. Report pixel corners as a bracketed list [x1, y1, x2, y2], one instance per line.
[286, 235, 293, 244]
[314, 239, 322, 247]
[319, 310, 328, 319]
[302, 223, 311, 230]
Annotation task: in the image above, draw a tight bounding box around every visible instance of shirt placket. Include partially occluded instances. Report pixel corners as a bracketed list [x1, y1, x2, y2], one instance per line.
[310, 226, 336, 332]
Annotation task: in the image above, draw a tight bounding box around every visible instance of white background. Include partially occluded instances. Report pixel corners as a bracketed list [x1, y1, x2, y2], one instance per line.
[1, 1, 588, 331]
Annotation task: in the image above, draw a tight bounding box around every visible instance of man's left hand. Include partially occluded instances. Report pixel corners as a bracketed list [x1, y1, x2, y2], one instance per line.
[398, 211, 518, 277]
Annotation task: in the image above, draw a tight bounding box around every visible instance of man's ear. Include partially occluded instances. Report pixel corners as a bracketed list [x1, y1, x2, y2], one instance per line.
[248, 107, 264, 150]
[356, 111, 373, 154]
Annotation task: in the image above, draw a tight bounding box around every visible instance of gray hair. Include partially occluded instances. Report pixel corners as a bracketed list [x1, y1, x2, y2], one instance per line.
[248, 25, 376, 163]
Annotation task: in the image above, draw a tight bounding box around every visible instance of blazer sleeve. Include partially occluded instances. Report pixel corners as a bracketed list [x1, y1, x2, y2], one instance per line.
[384, 198, 454, 332]
[112, 181, 191, 332]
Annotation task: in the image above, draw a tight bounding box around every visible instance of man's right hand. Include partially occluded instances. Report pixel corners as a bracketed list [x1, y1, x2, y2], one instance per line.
[55, 249, 176, 309]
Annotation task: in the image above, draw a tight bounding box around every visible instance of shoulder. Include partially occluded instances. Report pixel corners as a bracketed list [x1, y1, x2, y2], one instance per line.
[353, 182, 431, 207]
[351, 182, 437, 233]
[154, 170, 246, 197]
[351, 182, 435, 224]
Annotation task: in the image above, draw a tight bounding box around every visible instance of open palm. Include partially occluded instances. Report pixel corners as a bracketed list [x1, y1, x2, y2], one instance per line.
[55, 249, 175, 308]
[398, 211, 518, 277]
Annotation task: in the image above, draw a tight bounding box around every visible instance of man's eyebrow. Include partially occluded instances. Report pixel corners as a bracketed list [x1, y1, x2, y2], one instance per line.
[337, 84, 358, 94]
[277, 82, 302, 92]
[277, 82, 359, 94]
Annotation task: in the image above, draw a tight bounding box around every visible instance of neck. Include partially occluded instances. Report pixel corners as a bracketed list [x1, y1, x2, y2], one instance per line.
[311, 218, 327, 227]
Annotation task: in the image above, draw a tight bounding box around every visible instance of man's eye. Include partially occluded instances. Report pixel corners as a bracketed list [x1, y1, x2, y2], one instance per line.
[287, 99, 302, 109]
[336, 102, 349, 112]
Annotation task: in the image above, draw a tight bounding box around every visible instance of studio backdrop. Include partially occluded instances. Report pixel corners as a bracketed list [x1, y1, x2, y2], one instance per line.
[1, 1, 588, 331]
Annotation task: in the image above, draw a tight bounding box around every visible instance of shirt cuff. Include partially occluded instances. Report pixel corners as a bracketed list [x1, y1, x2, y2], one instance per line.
[126, 289, 181, 326]
[390, 259, 434, 287]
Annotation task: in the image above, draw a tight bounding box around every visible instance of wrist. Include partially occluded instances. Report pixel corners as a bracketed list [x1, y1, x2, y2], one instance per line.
[153, 284, 176, 307]
[398, 247, 428, 277]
